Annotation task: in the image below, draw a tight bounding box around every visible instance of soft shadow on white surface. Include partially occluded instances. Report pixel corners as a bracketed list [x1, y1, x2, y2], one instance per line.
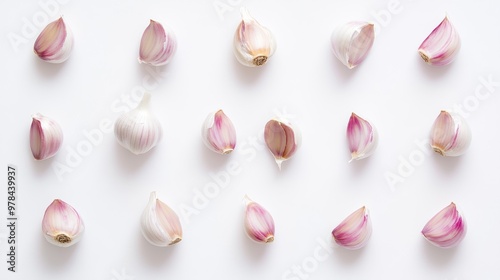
[416, 56, 454, 80]
[200, 141, 234, 170]
[331, 245, 366, 265]
[30, 156, 54, 175]
[420, 238, 460, 266]
[38, 235, 79, 269]
[347, 155, 374, 176]
[137, 230, 179, 267]
[429, 153, 465, 175]
[240, 227, 272, 262]
[328, 51, 358, 86]
[113, 142, 157, 172]
[33, 57, 68, 78]
[231, 56, 268, 85]
[136, 63, 173, 89]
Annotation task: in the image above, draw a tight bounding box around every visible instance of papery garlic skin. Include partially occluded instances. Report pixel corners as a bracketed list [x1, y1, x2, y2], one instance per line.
[330, 21, 375, 69]
[114, 93, 163, 155]
[233, 7, 276, 67]
[244, 196, 275, 243]
[430, 110, 471, 157]
[422, 202, 466, 248]
[30, 113, 63, 160]
[141, 192, 182, 246]
[42, 199, 84, 247]
[332, 206, 372, 250]
[202, 110, 237, 154]
[418, 17, 460, 66]
[139, 19, 177, 66]
[34, 17, 74, 63]
[264, 118, 301, 170]
[347, 113, 378, 162]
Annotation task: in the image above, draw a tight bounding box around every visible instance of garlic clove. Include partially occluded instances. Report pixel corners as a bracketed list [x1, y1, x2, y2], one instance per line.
[332, 206, 372, 250]
[347, 113, 378, 162]
[430, 110, 471, 157]
[34, 17, 73, 63]
[42, 199, 84, 247]
[139, 19, 177, 66]
[418, 16, 460, 66]
[233, 7, 276, 67]
[244, 196, 275, 243]
[264, 118, 301, 170]
[30, 113, 63, 160]
[114, 92, 163, 155]
[422, 202, 466, 248]
[201, 110, 237, 154]
[141, 192, 182, 247]
[330, 21, 375, 69]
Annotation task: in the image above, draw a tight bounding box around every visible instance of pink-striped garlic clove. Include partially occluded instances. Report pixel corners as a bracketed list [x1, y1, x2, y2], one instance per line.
[418, 16, 460, 66]
[332, 206, 372, 250]
[244, 196, 275, 243]
[139, 19, 177, 66]
[30, 113, 63, 160]
[233, 7, 276, 67]
[141, 192, 183, 247]
[201, 110, 237, 154]
[264, 118, 301, 170]
[330, 21, 375, 69]
[34, 17, 74, 63]
[347, 113, 378, 162]
[42, 199, 84, 247]
[430, 110, 471, 157]
[422, 202, 466, 248]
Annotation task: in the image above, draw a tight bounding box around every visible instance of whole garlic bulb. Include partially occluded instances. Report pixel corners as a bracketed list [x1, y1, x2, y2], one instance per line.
[330, 21, 375, 69]
[30, 113, 63, 160]
[233, 7, 276, 67]
[139, 19, 177, 66]
[114, 92, 163, 155]
[430, 110, 471, 156]
[34, 17, 74, 63]
[42, 199, 84, 247]
[141, 192, 183, 246]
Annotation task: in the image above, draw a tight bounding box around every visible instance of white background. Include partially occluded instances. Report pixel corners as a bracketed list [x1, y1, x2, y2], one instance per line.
[1, 0, 500, 279]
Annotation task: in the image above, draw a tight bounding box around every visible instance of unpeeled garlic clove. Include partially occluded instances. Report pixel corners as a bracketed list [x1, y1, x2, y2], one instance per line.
[141, 192, 182, 246]
[422, 202, 466, 248]
[114, 92, 163, 155]
[233, 7, 276, 67]
[201, 110, 236, 154]
[332, 206, 372, 250]
[34, 17, 74, 63]
[139, 19, 177, 66]
[330, 21, 375, 69]
[30, 113, 63, 160]
[347, 113, 378, 162]
[430, 110, 471, 156]
[418, 16, 460, 66]
[42, 199, 84, 247]
[244, 196, 275, 243]
[264, 118, 301, 170]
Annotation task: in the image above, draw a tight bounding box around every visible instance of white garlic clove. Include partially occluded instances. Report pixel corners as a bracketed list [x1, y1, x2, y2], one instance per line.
[233, 7, 276, 67]
[30, 113, 63, 160]
[141, 192, 183, 247]
[430, 110, 471, 157]
[347, 113, 378, 162]
[330, 21, 375, 69]
[264, 118, 301, 170]
[114, 92, 163, 155]
[244, 196, 275, 243]
[418, 16, 460, 66]
[201, 110, 237, 154]
[34, 17, 74, 63]
[332, 206, 372, 250]
[42, 199, 84, 247]
[139, 19, 177, 66]
[422, 202, 466, 248]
